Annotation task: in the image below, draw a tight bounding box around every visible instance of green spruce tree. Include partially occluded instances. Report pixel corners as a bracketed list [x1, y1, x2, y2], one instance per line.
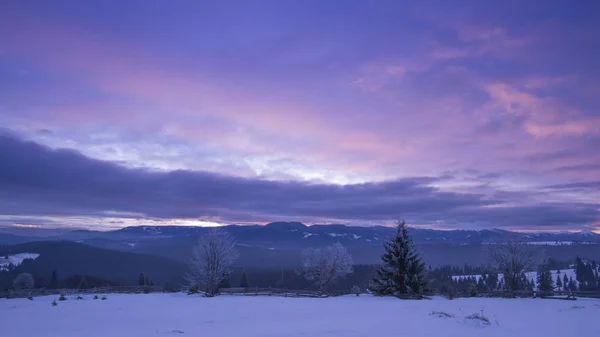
[138, 273, 145, 286]
[537, 261, 554, 296]
[556, 274, 563, 291]
[369, 220, 427, 297]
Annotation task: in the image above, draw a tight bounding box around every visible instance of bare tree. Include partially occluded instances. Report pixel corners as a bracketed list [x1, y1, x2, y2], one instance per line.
[301, 242, 353, 293]
[488, 236, 539, 291]
[13, 272, 34, 290]
[185, 228, 238, 296]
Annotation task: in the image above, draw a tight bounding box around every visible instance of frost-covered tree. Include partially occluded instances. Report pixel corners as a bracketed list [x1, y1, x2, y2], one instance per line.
[13, 272, 34, 290]
[185, 228, 238, 296]
[537, 261, 554, 296]
[301, 242, 353, 293]
[369, 220, 427, 297]
[488, 236, 538, 291]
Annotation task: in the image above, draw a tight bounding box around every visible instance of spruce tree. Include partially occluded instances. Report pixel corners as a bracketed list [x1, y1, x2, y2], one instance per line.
[48, 269, 59, 289]
[563, 274, 569, 289]
[575, 257, 585, 284]
[369, 220, 427, 297]
[568, 276, 576, 291]
[138, 273, 145, 286]
[240, 271, 249, 288]
[537, 262, 554, 296]
[556, 274, 563, 291]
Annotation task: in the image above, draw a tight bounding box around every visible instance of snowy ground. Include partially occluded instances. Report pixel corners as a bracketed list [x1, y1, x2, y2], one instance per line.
[0, 293, 597, 337]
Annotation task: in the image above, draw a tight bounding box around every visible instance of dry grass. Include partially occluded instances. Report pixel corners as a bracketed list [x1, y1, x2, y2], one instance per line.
[430, 311, 454, 318]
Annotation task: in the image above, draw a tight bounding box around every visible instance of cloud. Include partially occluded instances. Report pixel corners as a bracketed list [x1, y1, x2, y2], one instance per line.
[0, 133, 598, 230]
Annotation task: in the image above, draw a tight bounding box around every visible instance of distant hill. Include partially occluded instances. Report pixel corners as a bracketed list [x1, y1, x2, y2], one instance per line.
[0, 241, 186, 286]
[2, 222, 600, 269]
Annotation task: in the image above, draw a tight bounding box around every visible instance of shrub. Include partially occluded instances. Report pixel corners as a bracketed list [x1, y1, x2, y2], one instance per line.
[430, 311, 454, 318]
[93, 295, 99, 300]
[27, 296, 33, 301]
[143, 285, 150, 294]
[58, 294, 67, 301]
[76, 295, 84, 300]
[465, 312, 490, 325]
[51, 299, 58, 307]
[351, 285, 361, 296]
[101, 296, 107, 300]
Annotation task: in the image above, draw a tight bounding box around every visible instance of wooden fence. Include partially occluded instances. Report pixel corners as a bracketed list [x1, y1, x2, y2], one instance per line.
[2, 286, 600, 300]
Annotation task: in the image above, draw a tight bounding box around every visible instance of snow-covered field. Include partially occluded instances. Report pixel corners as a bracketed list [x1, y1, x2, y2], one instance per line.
[0, 253, 39, 271]
[0, 293, 597, 337]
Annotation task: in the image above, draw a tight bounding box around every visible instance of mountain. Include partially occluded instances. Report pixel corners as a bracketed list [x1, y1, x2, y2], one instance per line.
[2, 222, 599, 269]
[107, 222, 600, 246]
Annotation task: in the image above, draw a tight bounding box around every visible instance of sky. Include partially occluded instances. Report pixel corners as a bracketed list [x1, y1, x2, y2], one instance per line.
[0, 0, 599, 231]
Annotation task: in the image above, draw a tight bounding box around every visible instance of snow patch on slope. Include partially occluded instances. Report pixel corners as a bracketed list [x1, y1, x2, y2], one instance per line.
[0, 253, 40, 270]
[453, 269, 579, 289]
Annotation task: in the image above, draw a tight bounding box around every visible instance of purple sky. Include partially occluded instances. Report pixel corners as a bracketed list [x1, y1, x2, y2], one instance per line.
[1, 1, 599, 231]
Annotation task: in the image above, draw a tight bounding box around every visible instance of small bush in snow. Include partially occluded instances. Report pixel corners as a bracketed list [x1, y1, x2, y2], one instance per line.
[51, 299, 58, 307]
[27, 296, 33, 301]
[101, 296, 107, 300]
[93, 295, 99, 300]
[143, 285, 150, 294]
[58, 294, 67, 301]
[430, 311, 454, 318]
[465, 312, 490, 325]
[76, 295, 84, 300]
[351, 285, 361, 296]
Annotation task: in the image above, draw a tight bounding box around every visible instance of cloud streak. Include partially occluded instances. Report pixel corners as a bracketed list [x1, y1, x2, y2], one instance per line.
[0, 134, 598, 230]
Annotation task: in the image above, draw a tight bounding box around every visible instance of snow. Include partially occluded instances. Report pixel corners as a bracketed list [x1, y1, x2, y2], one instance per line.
[352, 234, 361, 239]
[526, 241, 574, 246]
[453, 269, 579, 289]
[303, 233, 313, 239]
[0, 253, 40, 271]
[0, 294, 597, 337]
[327, 233, 345, 237]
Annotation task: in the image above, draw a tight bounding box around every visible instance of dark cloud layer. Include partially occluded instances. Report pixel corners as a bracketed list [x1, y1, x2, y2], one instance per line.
[1, 133, 598, 230]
